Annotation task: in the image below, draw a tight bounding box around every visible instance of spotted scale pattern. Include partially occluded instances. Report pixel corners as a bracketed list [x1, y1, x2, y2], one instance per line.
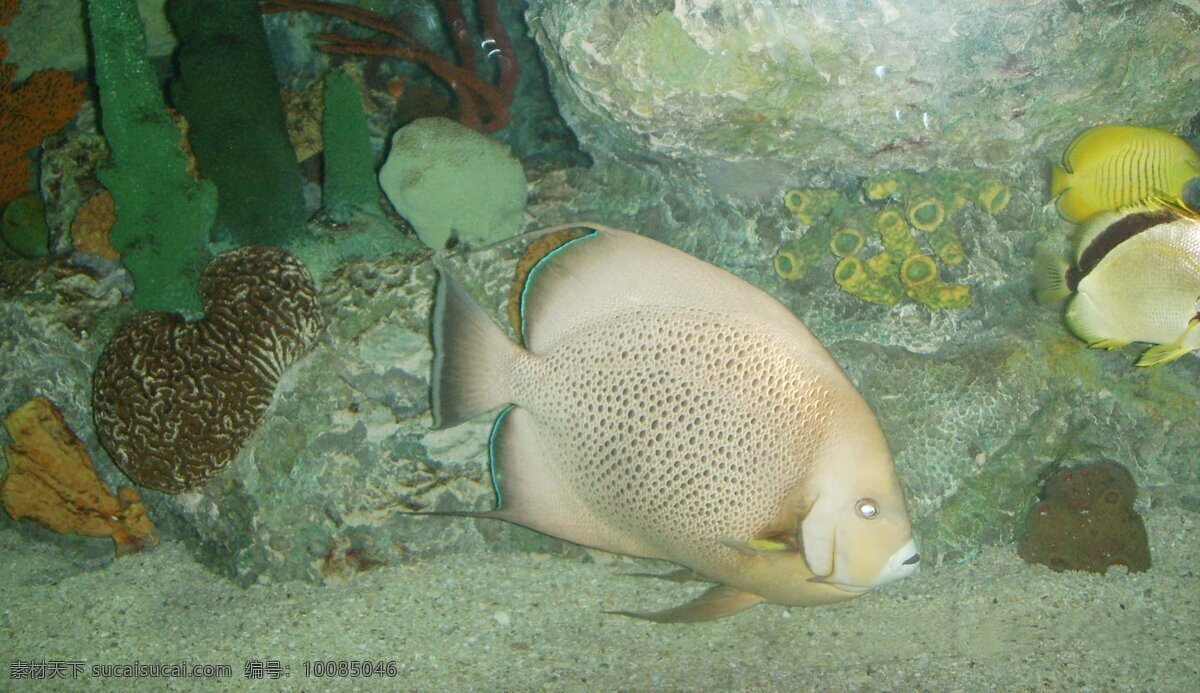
[512, 304, 835, 564]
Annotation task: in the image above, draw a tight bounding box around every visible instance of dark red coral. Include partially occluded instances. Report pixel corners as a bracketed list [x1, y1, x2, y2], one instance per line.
[1018, 460, 1150, 574]
[260, 0, 517, 132]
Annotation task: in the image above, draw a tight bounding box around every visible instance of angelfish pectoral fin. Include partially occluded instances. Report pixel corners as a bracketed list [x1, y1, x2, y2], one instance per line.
[805, 573, 856, 587]
[718, 537, 795, 554]
[800, 504, 836, 578]
[606, 584, 767, 623]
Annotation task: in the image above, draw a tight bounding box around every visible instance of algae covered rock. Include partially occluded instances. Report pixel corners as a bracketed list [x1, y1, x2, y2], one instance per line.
[379, 117, 527, 250]
[775, 169, 1009, 309]
[3, 0, 174, 81]
[527, 0, 1200, 190]
[1, 193, 49, 258]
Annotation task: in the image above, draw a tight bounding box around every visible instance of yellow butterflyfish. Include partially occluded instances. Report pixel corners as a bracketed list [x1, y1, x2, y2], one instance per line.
[1050, 124, 1200, 222]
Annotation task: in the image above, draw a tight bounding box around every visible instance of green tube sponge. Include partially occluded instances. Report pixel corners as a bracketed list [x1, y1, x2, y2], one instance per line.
[834, 255, 903, 306]
[899, 254, 938, 288]
[167, 0, 306, 247]
[788, 222, 834, 275]
[874, 207, 907, 237]
[784, 188, 846, 225]
[378, 117, 527, 249]
[320, 69, 384, 222]
[976, 179, 1011, 214]
[88, 0, 216, 317]
[906, 192, 946, 231]
[775, 215, 834, 280]
[773, 246, 806, 280]
[829, 224, 865, 257]
[876, 210, 920, 260]
[908, 281, 973, 310]
[898, 254, 972, 309]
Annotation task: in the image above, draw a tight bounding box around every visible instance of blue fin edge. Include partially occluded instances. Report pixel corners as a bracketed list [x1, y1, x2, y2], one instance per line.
[486, 404, 515, 509]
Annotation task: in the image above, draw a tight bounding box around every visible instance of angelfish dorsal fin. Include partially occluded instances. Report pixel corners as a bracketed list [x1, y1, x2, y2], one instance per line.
[506, 227, 595, 345]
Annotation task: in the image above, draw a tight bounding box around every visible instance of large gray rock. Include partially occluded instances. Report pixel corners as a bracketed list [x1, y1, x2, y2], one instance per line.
[139, 251, 576, 585]
[528, 0, 1200, 194]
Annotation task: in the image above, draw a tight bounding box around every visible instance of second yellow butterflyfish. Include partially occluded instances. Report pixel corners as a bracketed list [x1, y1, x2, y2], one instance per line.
[1051, 124, 1200, 222]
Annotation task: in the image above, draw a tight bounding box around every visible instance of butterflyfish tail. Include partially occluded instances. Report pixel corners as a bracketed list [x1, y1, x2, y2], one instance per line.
[1032, 244, 1073, 304]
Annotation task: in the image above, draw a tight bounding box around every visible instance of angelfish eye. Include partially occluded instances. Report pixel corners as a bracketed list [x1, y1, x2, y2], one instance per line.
[855, 499, 880, 519]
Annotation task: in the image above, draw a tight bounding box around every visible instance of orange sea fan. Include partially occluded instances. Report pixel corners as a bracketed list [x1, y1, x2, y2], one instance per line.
[1, 397, 157, 554]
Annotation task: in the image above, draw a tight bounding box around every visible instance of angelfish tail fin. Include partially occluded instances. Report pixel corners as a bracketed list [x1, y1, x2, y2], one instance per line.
[430, 269, 523, 429]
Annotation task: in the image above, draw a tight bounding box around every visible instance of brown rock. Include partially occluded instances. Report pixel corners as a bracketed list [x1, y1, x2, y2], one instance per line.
[1018, 460, 1150, 574]
[70, 190, 119, 260]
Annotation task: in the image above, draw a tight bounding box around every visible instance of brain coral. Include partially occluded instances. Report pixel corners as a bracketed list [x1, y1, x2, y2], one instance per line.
[1018, 460, 1150, 574]
[93, 246, 325, 493]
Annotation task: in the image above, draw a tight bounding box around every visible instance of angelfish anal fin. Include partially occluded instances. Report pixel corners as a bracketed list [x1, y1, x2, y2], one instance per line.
[606, 584, 767, 623]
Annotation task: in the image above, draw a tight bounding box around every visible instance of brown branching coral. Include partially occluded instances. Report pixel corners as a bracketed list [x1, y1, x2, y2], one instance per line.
[260, 0, 517, 132]
[93, 246, 326, 494]
[0, 0, 86, 207]
[1, 397, 156, 554]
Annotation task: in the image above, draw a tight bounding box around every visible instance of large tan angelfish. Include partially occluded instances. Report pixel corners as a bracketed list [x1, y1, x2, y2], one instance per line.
[430, 223, 920, 622]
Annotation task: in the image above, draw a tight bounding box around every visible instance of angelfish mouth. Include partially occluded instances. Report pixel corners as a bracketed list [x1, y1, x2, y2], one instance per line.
[886, 539, 922, 580]
[808, 540, 921, 590]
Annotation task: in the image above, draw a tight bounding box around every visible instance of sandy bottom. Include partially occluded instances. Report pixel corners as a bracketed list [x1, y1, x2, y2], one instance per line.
[3, 507, 1198, 691]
